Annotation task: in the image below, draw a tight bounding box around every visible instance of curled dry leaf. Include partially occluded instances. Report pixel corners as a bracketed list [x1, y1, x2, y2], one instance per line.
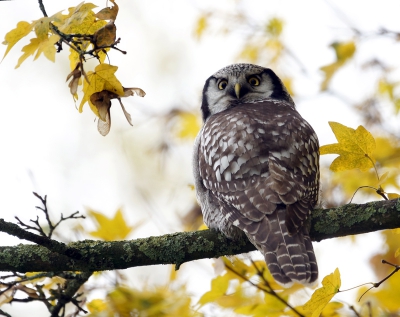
[90, 90, 115, 136]
[93, 20, 117, 48]
[123, 87, 146, 97]
[89, 87, 145, 136]
[15, 284, 39, 299]
[66, 62, 82, 96]
[96, 0, 119, 21]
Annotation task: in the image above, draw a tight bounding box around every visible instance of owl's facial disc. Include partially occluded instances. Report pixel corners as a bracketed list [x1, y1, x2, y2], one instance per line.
[206, 71, 274, 115]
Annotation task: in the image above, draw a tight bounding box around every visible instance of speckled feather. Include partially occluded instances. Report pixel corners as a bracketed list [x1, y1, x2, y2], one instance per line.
[193, 64, 320, 286]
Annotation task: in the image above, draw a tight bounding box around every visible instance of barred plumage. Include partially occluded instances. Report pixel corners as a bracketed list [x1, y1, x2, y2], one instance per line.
[193, 63, 320, 286]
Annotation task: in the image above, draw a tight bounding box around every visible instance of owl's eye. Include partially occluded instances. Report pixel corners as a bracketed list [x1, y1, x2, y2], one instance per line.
[248, 77, 260, 86]
[218, 80, 228, 90]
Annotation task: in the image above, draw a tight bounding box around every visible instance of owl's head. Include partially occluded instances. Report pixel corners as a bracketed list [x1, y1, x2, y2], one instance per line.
[201, 63, 293, 121]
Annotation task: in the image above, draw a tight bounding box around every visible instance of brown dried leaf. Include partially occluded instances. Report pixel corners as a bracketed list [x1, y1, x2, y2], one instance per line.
[117, 98, 133, 126]
[90, 90, 116, 122]
[96, 0, 119, 21]
[93, 20, 116, 47]
[98, 111, 111, 136]
[123, 87, 146, 97]
[15, 285, 39, 299]
[66, 62, 82, 96]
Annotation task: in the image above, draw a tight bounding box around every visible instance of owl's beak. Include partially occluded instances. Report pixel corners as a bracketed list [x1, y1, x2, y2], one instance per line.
[234, 83, 241, 99]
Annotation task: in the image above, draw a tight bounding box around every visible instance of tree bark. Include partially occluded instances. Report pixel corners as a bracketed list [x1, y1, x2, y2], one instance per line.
[0, 199, 399, 272]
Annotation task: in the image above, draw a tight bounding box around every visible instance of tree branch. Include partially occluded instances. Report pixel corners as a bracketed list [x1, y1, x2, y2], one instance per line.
[0, 199, 399, 272]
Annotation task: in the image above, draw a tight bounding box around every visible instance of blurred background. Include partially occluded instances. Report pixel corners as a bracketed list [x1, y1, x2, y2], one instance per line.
[1, 0, 400, 316]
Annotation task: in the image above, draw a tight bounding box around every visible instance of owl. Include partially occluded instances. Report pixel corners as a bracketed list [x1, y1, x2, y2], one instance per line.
[193, 63, 320, 286]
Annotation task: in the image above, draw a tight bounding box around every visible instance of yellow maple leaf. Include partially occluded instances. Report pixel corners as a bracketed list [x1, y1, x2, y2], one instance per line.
[79, 63, 124, 116]
[320, 122, 376, 172]
[15, 38, 40, 68]
[198, 275, 230, 306]
[56, 3, 98, 33]
[2, 21, 33, 60]
[302, 268, 341, 317]
[34, 34, 59, 62]
[88, 208, 138, 241]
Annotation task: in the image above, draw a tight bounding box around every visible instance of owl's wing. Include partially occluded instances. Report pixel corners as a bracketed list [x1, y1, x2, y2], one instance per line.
[197, 101, 319, 285]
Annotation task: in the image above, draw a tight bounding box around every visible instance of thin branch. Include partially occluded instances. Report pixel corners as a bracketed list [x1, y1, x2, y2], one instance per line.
[358, 259, 400, 301]
[0, 218, 82, 260]
[225, 263, 306, 316]
[38, 0, 48, 17]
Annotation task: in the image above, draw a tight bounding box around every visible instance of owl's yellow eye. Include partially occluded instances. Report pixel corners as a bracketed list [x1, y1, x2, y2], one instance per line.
[248, 77, 260, 86]
[218, 80, 228, 90]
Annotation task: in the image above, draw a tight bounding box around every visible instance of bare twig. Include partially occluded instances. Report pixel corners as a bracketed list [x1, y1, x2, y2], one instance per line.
[38, 0, 48, 17]
[358, 260, 400, 301]
[224, 260, 305, 317]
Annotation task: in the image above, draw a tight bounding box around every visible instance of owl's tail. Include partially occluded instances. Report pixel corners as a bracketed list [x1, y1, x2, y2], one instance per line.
[252, 207, 318, 287]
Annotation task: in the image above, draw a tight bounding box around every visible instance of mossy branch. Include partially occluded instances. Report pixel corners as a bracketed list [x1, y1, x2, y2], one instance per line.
[0, 199, 399, 273]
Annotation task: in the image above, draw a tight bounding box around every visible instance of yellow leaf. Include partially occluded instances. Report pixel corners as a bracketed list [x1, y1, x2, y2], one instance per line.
[2, 21, 33, 60]
[174, 111, 201, 140]
[235, 292, 286, 317]
[387, 193, 400, 200]
[320, 122, 376, 172]
[56, 2, 98, 33]
[194, 15, 207, 39]
[302, 268, 341, 317]
[88, 208, 138, 241]
[79, 64, 124, 116]
[34, 34, 59, 62]
[321, 301, 344, 317]
[33, 17, 51, 40]
[320, 41, 356, 90]
[320, 62, 342, 91]
[198, 275, 230, 306]
[395, 247, 400, 258]
[332, 41, 356, 61]
[87, 299, 107, 313]
[266, 18, 284, 37]
[239, 45, 260, 63]
[15, 38, 40, 69]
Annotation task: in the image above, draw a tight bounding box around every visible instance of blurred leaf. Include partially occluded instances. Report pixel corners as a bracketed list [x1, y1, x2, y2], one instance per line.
[265, 18, 284, 37]
[320, 122, 376, 172]
[88, 208, 139, 241]
[101, 285, 200, 317]
[194, 15, 208, 40]
[320, 41, 356, 90]
[198, 275, 230, 306]
[332, 41, 356, 61]
[87, 299, 108, 314]
[174, 111, 201, 140]
[239, 44, 260, 63]
[321, 301, 344, 317]
[303, 268, 341, 317]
